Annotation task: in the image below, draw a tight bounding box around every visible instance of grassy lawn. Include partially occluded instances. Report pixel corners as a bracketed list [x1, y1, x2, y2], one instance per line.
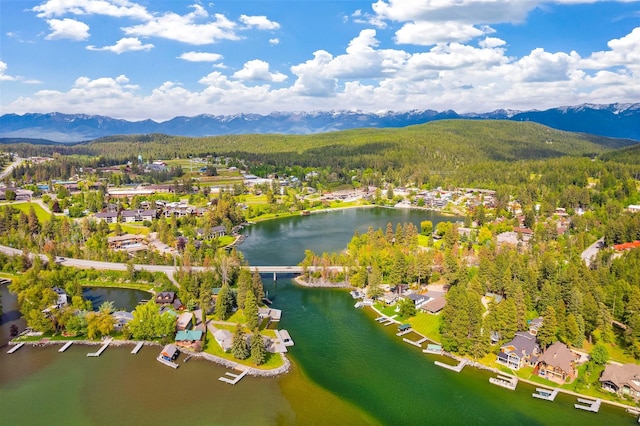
[112, 223, 150, 236]
[203, 329, 284, 370]
[580, 329, 637, 364]
[219, 235, 235, 246]
[9, 202, 50, 222]
[408, 312, 442, 343]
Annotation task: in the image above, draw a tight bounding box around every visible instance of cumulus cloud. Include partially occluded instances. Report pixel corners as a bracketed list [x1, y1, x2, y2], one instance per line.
[232, 60, 287, 83]
[178, 52, 224, 62]
[239, 15, 280, 30]
[269, 38, 280, 45]
[395, 21, 490, 45]
[45, 18, 90, 41]
[581, 27, 640, 70]
[123, 5, 239, 45]
[32, 0, 151, 20]
[0, 61, 17, 81]
[87, 37, 153, 54]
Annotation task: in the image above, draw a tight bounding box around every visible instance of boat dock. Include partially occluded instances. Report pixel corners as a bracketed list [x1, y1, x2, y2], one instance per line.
[7, 342, 25, 354]
[58, 341, 73, 352]
[574, 397, 601, 413]
[489, 374, 518, 390]
[87, 338, 111, 357]
[435, 359, 467, 373]
[131, 342, 144, 354]
[396, 324, 413, 336]
[219, 369, 249, 385]
[156, 355, 179, 369]
[275, 329, 294, 346]
[423, 344, 443, 354]
[532, 387, 559, 401]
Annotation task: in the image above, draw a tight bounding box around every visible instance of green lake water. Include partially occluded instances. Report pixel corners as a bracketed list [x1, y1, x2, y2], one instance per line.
[0, 208, 636, 425]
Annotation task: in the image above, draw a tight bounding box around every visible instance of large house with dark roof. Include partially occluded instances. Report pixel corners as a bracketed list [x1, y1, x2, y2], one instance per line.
[496, 331, 541, 370]
[599, 363, 640, 401]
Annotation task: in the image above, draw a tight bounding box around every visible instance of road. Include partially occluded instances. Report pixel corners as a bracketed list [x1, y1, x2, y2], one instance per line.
[0, 156, 22, 180]
[0, 243, 334, 288]
[581, 237, 603, 268]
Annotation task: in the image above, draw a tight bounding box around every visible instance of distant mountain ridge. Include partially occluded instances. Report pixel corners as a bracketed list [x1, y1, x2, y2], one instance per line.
[0, 103, 638, 143]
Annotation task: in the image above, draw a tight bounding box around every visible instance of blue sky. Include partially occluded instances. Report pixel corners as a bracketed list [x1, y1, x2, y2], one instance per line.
[1, 0, 638, 121]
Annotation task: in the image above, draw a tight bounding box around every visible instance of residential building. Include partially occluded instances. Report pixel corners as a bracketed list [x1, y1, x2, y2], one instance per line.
[94, 211, 118, 224]
[536, 341, 578, 383]
[176, 312, 193, 331]
[496, 331, 541, 370]
[599, 363, 640, 401]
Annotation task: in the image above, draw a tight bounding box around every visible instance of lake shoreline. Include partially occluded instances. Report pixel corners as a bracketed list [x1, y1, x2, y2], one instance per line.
[7, 338, 291, 377]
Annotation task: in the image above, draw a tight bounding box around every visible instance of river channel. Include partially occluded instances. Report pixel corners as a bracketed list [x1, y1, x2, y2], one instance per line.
[0, 207, 634, 425]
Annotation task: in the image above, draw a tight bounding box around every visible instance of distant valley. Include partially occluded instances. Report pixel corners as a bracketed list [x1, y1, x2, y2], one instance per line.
[0, 103, 639, 143]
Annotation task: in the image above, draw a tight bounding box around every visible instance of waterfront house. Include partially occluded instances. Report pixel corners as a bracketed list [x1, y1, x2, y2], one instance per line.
[160, 344, 179, 361]
[406, 293, 429, 310]
[496, 331, 541, 370]
[175, 329, 204, 351]
[599, 363, 640, 401]
[112, 311, 133, 331]
[212, 327, 233, 352]
[536, 341, 578, 383]
[156, 291, 175, 305]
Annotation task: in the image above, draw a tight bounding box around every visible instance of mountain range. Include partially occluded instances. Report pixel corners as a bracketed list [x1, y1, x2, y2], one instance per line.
[0, 103, 638, 143]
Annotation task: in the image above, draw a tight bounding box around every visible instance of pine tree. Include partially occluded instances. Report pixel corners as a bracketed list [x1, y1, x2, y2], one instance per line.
[236, 268, 252, 310]
[215, 283, 233, 320]
[231, 325, 249, 360]
[251, 269, 265, 301]
[538, 306, 558, 348]
[250, 331, 267, 365]
[244, 288, 259, 330]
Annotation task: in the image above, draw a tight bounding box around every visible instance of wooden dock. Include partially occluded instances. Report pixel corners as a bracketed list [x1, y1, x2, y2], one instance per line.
[435, 359, 467, 373]
[7, 342, 25, 354]
[131, 342, 144, 354]
[489, 374, 518, 390]
[58, 341, 73, 352]
[574, 397, 601, 413]
[396, 328, 413, 337]
[532, 387, 559, 401]
[219, 369, 248, 385]
[87, 338, 111, 357]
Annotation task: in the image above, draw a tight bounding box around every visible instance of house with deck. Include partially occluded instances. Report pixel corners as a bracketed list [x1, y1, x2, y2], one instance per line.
[176, 312, 193, 331]
[536, 341, 578, 383]
[599, 363, 640, 401]
[496, 331, 541, 370]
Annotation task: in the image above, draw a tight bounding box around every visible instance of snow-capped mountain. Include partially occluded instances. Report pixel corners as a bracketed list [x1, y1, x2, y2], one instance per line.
[0, 103, 638, 143]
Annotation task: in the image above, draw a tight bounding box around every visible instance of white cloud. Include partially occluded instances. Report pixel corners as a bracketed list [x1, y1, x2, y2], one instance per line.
[371, 0, 538, 24]
[232, 60, 287, 83]
[32, 0, 151, 20]
[351, 9, 387, 28]
[122, 5, 239, 45]
[581, 27, 640, 70]
[479, 37, 507, 49]
[512, 48, 580, 83]
[45, 18, 90, 41]
[269, 38, 280, 45]
[0, 61, 17, 81]
[178, 52, 224, 62]
[395, 21, 490, 45]
[239, 15, 280, 30]
[87, 37, 153, 54]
